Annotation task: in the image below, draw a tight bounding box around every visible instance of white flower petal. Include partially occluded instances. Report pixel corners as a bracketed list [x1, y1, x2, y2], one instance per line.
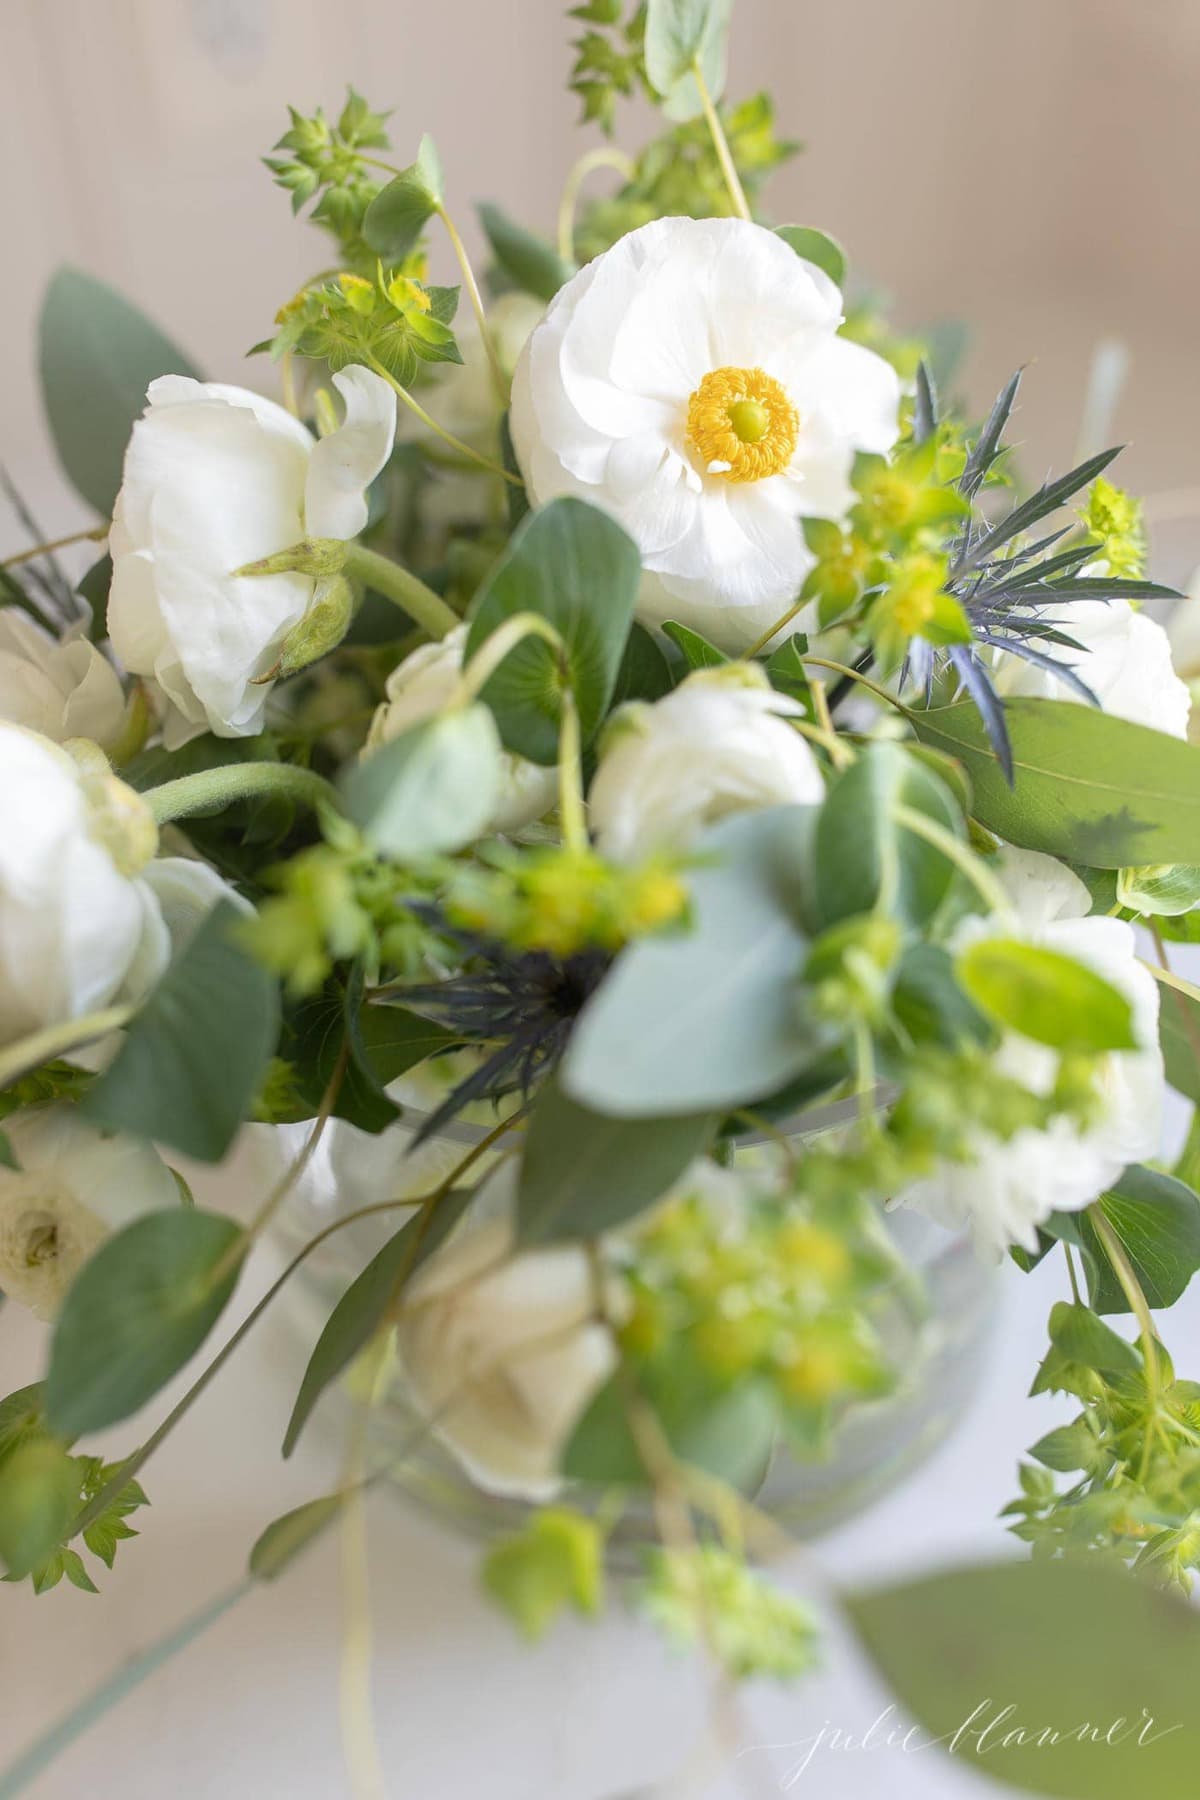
[303, 365, 397, 540]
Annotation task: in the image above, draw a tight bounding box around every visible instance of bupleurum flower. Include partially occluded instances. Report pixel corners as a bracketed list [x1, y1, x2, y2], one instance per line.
[510, 216, 900, 651]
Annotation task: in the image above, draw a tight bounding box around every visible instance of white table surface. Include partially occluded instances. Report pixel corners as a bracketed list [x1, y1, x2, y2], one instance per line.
[2, 1090, 1198, 1800]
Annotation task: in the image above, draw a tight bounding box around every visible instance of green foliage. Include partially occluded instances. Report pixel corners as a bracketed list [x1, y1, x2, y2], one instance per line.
[342, 704, 504, 859]
[282, 1191, 471, 1457]
[442, 843, 688, 958]
[1071, 1166, 1200, 1315]
[249, 1494, 346, 1580]
[643, 0, 731, 121]
[47, 1209, 245, 1435]
[39, 269, 201, 516]
[775, 224, 846, 288]
[83, 902, 280, 1162]
[955, 937, 1137, 1054]
[1117, 863, 1200, 917]
[362, 135, 445, 262]
[482, 1507, 603, 1641]
[478, 203, 575, 302]
[568, 0, 648, 132]
[847, 1558, 1200, 1796]
[515, 1078, 714, 1243]
[1079, 475, 1146, 579]
[465, 497, 642, 765]
[562, 807, 824, 1116]
[910, 698, 1200, 868]
[565, 1367, 778, 1490]
[811, 742, 965, 931]
[257, 268, 461, 387]
[264, 89, 392, 266]
[641, 1546, 818, 1681]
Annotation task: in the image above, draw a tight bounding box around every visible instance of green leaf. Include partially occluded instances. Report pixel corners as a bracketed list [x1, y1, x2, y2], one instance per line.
[564, 1371, 776, 1490]
[610, 621, 674, 706]
[482, 1508, 602, 1642]
[516, 1080, 714, 1244]
[478, 203, 575, 302]
[1074, 1165, 1200, 1314]
[811, 741, 964, 929]
[1028, 1418, 1108, 1475]
[341, 704, 503, 857]
[361, 133, 443, 261]
[775, 225, 847, 288]
[643, 0, 732, 120]
[0, 1385, 46, 1466]
[46, 1209, 245, 1436]
[82, 902, 280, 1162]
[891, 942, 991, 1048]
[910, 698, 1200, 868]
[465, 497, 641, 765]
[282, 1190, 471, 1457]
[1159, 977, 1200, 1103]
[0, 1129, 15, 1171]
[661, 619, 728, 671]
[249, 1495, 345, 1580]
[39, 268, 201, 516]
[847, 1558, 1200, 1798]
[1046, 1299, 1140, 1374]
[562, 807, 823, 1117]
[0, 1440, 80, 1580]
[955, 937, 1137, 1053]
[1117, 864, 1200, 917]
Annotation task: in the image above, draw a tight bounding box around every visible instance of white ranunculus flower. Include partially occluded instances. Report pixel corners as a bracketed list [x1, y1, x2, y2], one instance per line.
[0, 612, 127, 750]
[108, 366, 396, 746]
[367, 626, 557, 833]
[992, 598, 1190, 738]
[588, 664, 824, 860]
[0, 723, 244, 1048]
[0, 1106, 179, 1318]
[394, 1161, 617, 1499]
[897, 847, 1163, 1258]
[510, 216, 900, 652]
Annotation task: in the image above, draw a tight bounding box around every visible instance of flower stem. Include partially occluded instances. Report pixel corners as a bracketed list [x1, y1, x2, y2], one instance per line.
[1089, 1202, 1161, 1478]
[556, 146, 634, 263]
[1, 524, 108, 569]
[436, 202, 507, 403]
[891, 802, 1014, 918]
[145, 762, 340, 826]
[342, 541, 459, 639]
[557, 686, 589, 853]
[452, 611, 565, 706]
[692, 60, 751, 222]
[0, 1008, 133, 1091]
[741, 596, 809, 659]
[363, 353, 520, 486]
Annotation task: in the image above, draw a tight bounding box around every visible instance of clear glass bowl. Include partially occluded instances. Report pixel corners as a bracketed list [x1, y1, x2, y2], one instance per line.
[274, 1095, 998, 1549]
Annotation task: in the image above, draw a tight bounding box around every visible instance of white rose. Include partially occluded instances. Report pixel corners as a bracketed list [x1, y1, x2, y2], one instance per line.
[0, 612, 127, 751]
[992, 597, 1189, 738]
[394, 1161, 617, 1499]
[897, 848, 1163, 1258]
[0, 1106, 179, 1318]
[510, 216, 900, 652]
[588, 664, 824, 860]
[108, 366, 396, 746]
[0, 723, 244, 1047]
[366, 626, 557, 833]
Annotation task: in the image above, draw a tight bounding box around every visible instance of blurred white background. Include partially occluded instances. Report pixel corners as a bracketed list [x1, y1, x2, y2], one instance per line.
[4, 2, 1200, 1795]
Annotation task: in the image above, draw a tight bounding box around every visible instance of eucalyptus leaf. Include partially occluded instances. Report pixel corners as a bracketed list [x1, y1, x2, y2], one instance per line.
[282, 1191, 471, 1457]
[39, 268, 201, 516]
[465, 497, 641, 765]
[362, 134, 443, 261]
[82, 902, 280, 1163]
[610, 621, 674, 706]
[643, 0, 732, 121]
[562, 807, 823, 1117]
[847, 1557, 1200, 1798]
[516, 1080, 715, 1244]
[1159, 976, 1200, 1103]
[955, 937, 1137, 1053]
[812, 741, 964, 929]
[910, 698, 1200, 868]
[342, 704, 503, 857]
[478, 203, 575, 302]
[46, 1209, 245, 1435]
[249, 1495, 345, 1579]
[775, 225, 847, 288]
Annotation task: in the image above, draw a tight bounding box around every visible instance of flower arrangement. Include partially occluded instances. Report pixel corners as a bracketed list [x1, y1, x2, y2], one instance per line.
[6, 2, 1200, 1791]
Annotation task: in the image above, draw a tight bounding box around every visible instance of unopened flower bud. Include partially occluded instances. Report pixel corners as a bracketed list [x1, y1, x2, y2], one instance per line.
[260, 574, 356, 682]
[234, 536, 348, 581]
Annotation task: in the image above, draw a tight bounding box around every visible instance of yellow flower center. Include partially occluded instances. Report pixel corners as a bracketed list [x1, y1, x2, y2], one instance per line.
[685, 366, 799, 483]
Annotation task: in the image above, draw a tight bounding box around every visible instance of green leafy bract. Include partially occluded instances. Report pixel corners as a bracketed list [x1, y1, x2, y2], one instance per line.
[362, 134, 444, 261]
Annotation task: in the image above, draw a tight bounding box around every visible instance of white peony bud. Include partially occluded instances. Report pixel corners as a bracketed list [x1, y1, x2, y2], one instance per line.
[0, 612, 127, 751]
[108, 366, 396, 746]
[0, 1106, 179, 1318]
[588, 664, 824, 860]
[0, 722, 246, 1048]
[896, 848, 1164, 1258]
[394, 1161, 617, 1499]
[366, 626, 557, 834]
[510, 216, 899, 652]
